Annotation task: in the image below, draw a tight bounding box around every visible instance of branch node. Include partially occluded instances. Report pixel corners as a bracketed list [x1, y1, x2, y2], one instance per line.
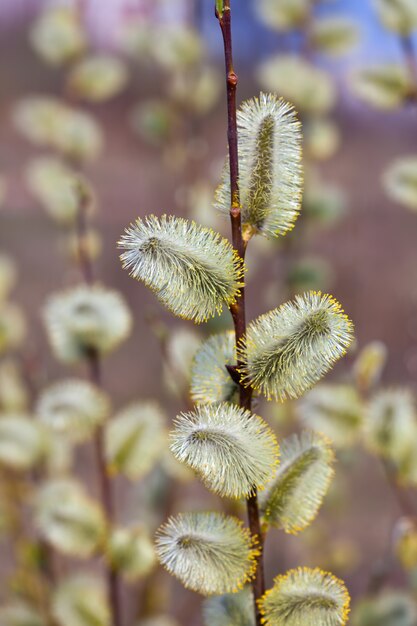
[227, 71, 238, 87]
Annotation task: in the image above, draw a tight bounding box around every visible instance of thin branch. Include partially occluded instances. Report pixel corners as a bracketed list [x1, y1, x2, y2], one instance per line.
[75, 189, 94, 285]
[216, 2, 265, 624]
[75, 189, 122, 626]
[19, 351, 57, 589]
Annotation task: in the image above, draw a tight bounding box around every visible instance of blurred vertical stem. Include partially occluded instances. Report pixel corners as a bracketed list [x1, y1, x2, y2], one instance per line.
[75, 189, 122, 626]
[400, 35, 417, 91]
[21, 352, 57, 590]
[216, 2, 265, 625]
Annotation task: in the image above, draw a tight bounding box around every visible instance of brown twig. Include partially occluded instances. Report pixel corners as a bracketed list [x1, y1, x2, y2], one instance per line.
[19, 351, 57, 589]
[216, 2, 265, 623]
[75, 190, 122, 626]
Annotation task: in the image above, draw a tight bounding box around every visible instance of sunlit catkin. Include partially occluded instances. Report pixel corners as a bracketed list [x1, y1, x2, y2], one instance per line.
[36, 379, 110, 443]
[119, 215, 243, 323]
[215, 92, 302, 239]
[43, 284, 132, 363]
[170, 402, 278, 499]
[259, 567, 350, 626]
[240, 291, 353, 402]
[260, 431, 334, 533]
[155, 512, 259, 595]
[35, 478, 106, 557]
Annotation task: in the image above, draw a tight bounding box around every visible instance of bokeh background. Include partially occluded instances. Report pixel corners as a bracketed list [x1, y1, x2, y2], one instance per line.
[1, 1, 417, 625]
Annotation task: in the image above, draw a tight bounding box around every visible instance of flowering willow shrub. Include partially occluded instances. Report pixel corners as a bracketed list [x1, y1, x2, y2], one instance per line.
[118, 0, 354, 620]
[350, 0, 417, 213]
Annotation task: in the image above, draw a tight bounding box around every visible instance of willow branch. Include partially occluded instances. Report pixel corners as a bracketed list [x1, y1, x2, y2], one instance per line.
[75, 191, 122, 626]
[216, 2, 265, 623]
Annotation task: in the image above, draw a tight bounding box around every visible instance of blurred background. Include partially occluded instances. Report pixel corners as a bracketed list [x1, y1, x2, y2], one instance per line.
[2, 1, 417, 625]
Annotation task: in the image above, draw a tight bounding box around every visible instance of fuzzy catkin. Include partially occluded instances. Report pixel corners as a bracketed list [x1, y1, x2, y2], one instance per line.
[240, 291, 353, 402]
[36, 378, 110, 442]
[259, 567, 350, 626]
[35, 479, 106, 557]
[260, 431, 334, 533]
[155, 512, 259, 595]
[215, 92, 303, 239]
[170, 402, 279, 499]
[119, 215, 243, 323]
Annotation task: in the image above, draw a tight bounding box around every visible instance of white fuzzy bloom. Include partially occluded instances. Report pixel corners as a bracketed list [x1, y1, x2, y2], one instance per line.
[0, 414, 46, 471]
[310, 18, 358, 57]
[351, 64, 412, 110]
[256, 0, 310, 31]
[155, 512, 259, 595]
[30, 5, 86, 66]
[36, 379, 110, 443]
[53, 108, 103, 163]
[171, 402, 278, 499]
[25, 157, 88, 224]
[35, 479, 106, 558]
[105, 401, 166, 479]
[13, 96, 66, 147]
[215, 93, 302, 239]
[14, 96, 102, 161]
[43, 284, 132, 364]
[52, 574, 110, 626]
[374, 0, 417, 35]
[259, 567, 350, 626]
[67, 55, 129, 103]
[119, 215, 243, 323]
[241, 291, 353, 402]
[260, 431, 334, 534]
[259, 57, 336, 115]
